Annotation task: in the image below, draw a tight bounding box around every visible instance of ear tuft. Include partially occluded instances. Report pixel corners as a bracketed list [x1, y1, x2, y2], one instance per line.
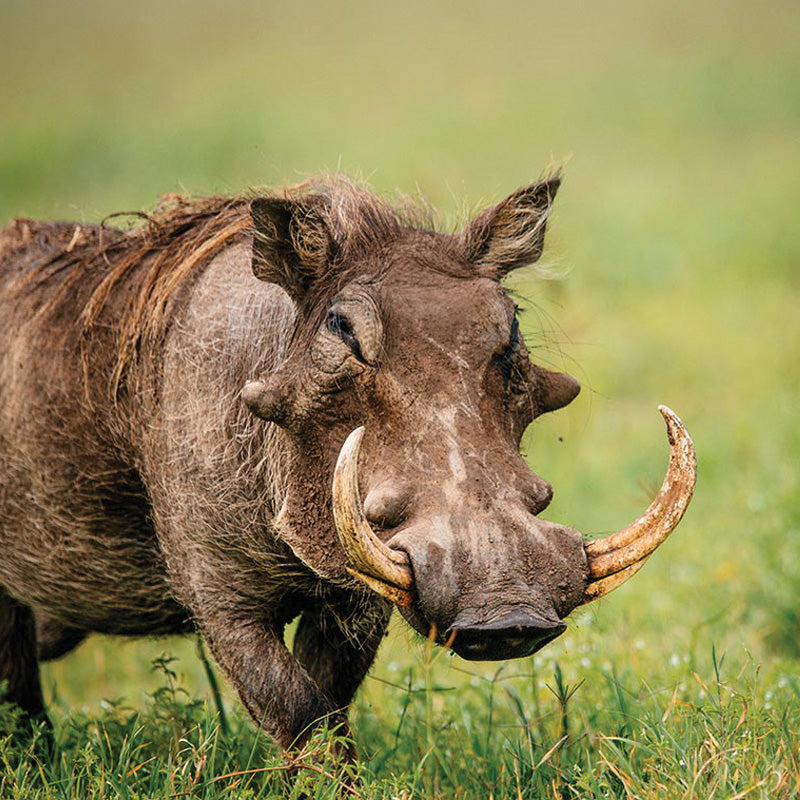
[465, 176, 561, 278]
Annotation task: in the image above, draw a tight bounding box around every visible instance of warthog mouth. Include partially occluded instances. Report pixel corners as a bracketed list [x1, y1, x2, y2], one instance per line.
[332, 406, 696, 625]
[446, 607, 568, 660]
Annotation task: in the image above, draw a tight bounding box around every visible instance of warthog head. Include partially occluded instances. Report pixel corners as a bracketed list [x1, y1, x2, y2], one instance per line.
[243, 177, 695, 660]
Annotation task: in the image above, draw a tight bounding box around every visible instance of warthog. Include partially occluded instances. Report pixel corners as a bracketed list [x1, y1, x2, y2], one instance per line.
[0, 175, 695, 752]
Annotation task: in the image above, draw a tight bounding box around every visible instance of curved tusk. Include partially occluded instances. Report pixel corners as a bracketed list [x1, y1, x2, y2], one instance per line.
[332, 427, 415, 606]
[583, 405, 696, 602]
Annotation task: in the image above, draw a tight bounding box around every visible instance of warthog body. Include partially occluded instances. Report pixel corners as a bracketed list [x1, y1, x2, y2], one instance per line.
[0, 176, 694, 750]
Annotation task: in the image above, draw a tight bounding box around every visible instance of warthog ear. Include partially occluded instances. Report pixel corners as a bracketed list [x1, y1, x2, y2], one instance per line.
[465, 176, 560, 278]
[250, 196, 333, 304]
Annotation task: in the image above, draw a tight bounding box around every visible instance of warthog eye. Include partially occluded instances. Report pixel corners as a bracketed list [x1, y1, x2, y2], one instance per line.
[327, 309, 366, 364]
[493, 316, 520, 384]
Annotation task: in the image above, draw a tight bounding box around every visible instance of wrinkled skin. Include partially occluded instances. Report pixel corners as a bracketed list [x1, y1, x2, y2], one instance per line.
[0, 175, 587, 752]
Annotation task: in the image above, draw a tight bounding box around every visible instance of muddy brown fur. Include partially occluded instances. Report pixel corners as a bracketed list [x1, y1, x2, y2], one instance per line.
[0, 175, 586, 752]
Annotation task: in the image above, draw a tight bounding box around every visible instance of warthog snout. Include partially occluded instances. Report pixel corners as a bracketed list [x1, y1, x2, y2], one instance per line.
[385, 512, 587, 660]
[333, 409, 696, 654]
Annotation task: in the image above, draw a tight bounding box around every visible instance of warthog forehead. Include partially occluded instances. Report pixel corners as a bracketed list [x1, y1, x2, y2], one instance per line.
[378, 272, 516, 360]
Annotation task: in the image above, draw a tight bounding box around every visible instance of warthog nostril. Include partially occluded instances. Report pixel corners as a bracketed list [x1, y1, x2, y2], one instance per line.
[363, 485, 411, 529]
[447, 608, 566, 661]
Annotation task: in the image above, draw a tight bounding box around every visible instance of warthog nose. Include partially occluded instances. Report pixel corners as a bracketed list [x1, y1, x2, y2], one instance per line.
[448, 608, 566, 661]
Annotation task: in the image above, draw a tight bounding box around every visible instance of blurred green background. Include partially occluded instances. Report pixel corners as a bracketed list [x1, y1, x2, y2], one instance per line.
[1, 0, 799, 777]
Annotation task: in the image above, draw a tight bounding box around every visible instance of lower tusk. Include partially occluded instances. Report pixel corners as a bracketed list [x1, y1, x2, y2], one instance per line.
[347, 569, 415, 608]
[583, 560, 648, 602]
[583, 406, 696, 602]
[332, 427, 415, 599]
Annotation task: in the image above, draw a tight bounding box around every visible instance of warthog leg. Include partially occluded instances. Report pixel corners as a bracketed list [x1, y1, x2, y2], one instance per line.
[196, 601, 364, 751]
[293, 602, 391, 716]
[0, 588, 49, 728]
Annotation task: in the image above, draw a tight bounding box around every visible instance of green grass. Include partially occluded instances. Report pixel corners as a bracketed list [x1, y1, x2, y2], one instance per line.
[3, 641, 799, 798]
[2, 0, 799, 796]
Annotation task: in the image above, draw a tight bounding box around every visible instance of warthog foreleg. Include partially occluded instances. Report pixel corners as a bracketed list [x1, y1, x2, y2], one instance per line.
[198, 608, 346, 750]
[0, 588, 48, 727]
[292, 602, 392, 718]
